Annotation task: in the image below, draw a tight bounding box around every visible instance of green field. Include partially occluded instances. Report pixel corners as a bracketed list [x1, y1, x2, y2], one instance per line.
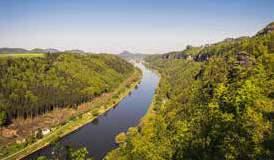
[0, 53, 45, 58]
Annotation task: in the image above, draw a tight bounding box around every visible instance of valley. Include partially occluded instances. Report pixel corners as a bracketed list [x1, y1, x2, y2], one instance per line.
[0, 1, 273, 159]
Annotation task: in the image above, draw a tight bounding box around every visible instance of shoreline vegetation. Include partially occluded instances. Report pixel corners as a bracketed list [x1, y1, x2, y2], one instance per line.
[1, 64, 142, 160]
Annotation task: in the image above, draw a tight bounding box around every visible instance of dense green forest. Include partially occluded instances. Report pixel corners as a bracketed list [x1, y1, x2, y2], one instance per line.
[0, 53, 134, 125]
[106, 23, 274, 159]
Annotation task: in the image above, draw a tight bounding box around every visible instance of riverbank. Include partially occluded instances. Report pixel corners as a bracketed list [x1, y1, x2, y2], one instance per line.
[139, 62, 162, 124]
[2, 67, 142, 160]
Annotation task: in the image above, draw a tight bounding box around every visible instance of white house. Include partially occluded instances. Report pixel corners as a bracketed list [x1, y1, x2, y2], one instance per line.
[42, 128, 50, 135]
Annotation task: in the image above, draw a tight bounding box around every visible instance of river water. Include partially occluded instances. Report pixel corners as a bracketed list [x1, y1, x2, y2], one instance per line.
[25, 63, 159, 160]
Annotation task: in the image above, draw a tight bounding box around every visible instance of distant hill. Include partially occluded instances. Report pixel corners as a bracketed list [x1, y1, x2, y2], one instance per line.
[119, 50, 146, 60]
[31, 48, 46, 53]
[64, 49, 85, 54]
[0, 48, 29, 54]
[0, 48, 61, 54]
[43, 48, 60, 53]
[119, 50, 131, 56]
[31, 48, 60, 53]
[0, 48, 89, 54]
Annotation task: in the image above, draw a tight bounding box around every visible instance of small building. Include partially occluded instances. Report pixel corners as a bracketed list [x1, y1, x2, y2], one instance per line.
[42, 128, 50, 135]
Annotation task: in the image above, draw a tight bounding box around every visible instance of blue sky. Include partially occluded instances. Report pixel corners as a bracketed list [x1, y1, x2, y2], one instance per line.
[0, 0, 273, 54]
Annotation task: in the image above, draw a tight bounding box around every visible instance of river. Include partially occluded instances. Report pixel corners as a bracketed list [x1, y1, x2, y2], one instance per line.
[25, 63, 159, 160]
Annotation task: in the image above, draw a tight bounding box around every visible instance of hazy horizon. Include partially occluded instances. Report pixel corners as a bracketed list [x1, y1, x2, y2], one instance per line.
[1, 0, 273, 54]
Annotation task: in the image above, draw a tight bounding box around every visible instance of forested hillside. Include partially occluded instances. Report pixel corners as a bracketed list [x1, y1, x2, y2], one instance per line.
[106, 22, 274, 159]
[0, 53, 134, 124]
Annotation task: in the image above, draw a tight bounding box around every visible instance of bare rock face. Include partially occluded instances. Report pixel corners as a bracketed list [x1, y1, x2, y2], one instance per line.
[256, 22, 274, 36]
[195, 53, 210, 61]
[224, 38, 234, 42]
[236, 51, 249, 65]
[235, 51, 256, 67]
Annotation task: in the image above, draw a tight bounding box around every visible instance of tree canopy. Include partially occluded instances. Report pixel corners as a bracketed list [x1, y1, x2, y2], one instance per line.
[0, 53, 134, 122]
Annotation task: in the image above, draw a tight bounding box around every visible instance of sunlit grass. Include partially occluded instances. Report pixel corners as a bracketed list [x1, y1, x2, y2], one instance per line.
[0, 53, 45, 58]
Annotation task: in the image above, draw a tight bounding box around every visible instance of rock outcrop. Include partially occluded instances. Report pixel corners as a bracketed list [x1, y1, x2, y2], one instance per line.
[256, 22, 274, 36]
